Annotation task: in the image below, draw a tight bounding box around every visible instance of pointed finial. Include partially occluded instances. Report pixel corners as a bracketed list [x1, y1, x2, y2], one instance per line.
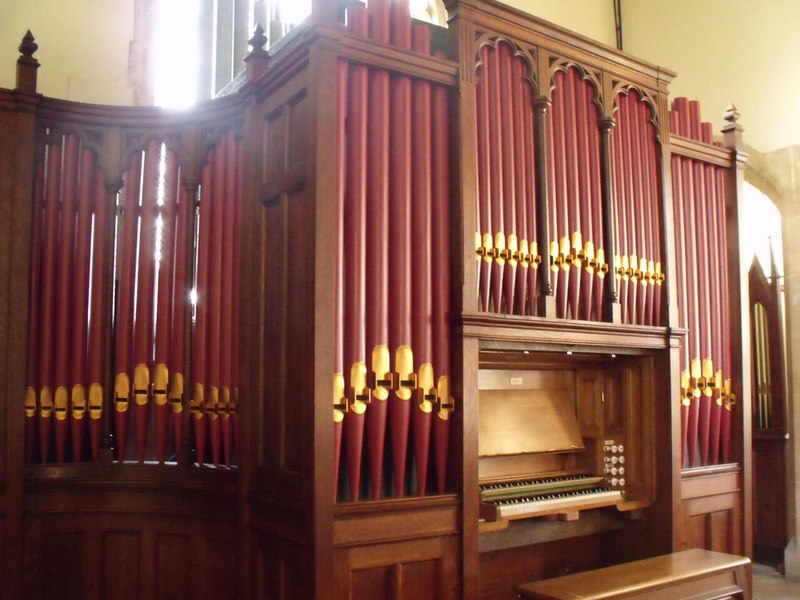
[244, 23, 270, 82]
[249, 23, 268, 54]
[723, 103, 740, 125]
[19, 30, 38, 58]
[16, 30, 40, 94]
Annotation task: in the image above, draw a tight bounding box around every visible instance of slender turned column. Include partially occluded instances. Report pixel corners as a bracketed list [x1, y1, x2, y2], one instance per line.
[599, 116, 621, 323]
[533, 96, 555, 317]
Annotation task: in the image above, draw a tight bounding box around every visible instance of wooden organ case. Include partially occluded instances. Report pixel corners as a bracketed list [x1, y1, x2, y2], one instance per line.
[0, 1, 752, 599]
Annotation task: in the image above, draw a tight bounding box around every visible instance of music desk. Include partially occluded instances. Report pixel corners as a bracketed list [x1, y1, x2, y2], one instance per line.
[515, 548, 751, 599]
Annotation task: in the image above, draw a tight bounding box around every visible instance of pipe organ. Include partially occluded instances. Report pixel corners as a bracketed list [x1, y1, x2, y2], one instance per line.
[0, 1, 752, 598]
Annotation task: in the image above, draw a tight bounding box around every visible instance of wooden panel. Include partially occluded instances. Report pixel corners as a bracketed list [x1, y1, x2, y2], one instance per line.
[102, 532, 140, 600]
[680, 468, 743, 555]
[399, 560, 440, 600]
[202, 536, 237, 600]
[260, 191, 311, 477]
[577, 371, 602, 436]
[336, 536, 459, 600]
[351, 566, 392, 600]
[156, 534, 191, 599]
[41, 532, 85, 599]
[479, 536, 604, 600]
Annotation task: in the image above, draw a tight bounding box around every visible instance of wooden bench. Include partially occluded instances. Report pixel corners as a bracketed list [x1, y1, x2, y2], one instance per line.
[515, 548, 751, 599]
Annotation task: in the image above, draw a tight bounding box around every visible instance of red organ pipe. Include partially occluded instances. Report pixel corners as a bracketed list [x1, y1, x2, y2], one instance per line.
[221, 133, 238, 466]
[523, 68, 539, 317]
[388, 2, 413, 497]
[549, 70, 567, 319]
[207, 141, 226, 467]
[25, 162, 44, 462]
[231, 139, 244, 462]
[364, 46, 390, 499]
[87, 165, 108, 462]
[38, 141, 63, 461]
[641, 100, 661, 326]
[611, 107, 630, 324]
[343, 2, 368, 500]
[695, 155, 713, 466]
[333, 58, 347, 499]
[133, 142, 160, 463]
[487, 45, 505, 313]
[565, 71, 582, 320]
[411, 23, 433, 495]
[193, 162, 212, 465]
[670, 104, 691, 465]
[70, 146, 95, 461]
[431, 72, 452, 494]
[115, 154, 142, 463]
[511, 54, 529, 315]
[620, 96, 639, 325]
[707, 160, 723, 464]
[170, 171, 188, 458]
[575, 75, 592, 321]
[476, 46, 492, 312]
[52, 134, 79, 462]
[498, 42, 517, 314]
[629, 95, 648, 326]
[154, 149, 179, 463]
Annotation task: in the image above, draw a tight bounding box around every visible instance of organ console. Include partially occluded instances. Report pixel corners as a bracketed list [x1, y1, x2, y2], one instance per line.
[477, 352, 655, 530]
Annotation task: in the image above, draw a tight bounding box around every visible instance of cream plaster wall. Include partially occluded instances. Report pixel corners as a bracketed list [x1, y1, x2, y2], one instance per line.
[497, 0, 616, 48]
[620, 0, 800, 155]
[0, 0, 136, 105]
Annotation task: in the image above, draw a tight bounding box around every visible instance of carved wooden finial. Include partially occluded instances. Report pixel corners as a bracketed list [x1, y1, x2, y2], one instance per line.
[248, 23, 269, 54]
[16, 30, 40, 94]
[723, 103, 740, 125]
[244, 24, 270, 82]
[19, 30, 38, 57]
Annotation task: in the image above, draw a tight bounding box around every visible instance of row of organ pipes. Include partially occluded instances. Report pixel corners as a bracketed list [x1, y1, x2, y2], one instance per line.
[24, 130, 242, 467]
[20, 0, 738, 493]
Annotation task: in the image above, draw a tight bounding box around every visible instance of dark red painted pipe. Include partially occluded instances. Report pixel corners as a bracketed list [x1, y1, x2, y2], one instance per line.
[431, 72, 451, 494]
[170, 169, 188, 458]
[70, 146, 96, 461]
[87, 166, 108, 462]
[154, 149, 178, 463]
[476, 47, 492, 312]
[220, 132, 238, 466]
[410, 23, 433, 495]
[343, 1, 369, 500]
[487, 45, 505, 313]
[498, 42, 517, 314]
[365, 52, 391, 499]
[388, 1, 413, 496]
[193, 160, 213, 465]
[26, 162, 45, 463]
[334, 57, 347, 499]
[507, 55, 530, 315]
[522, 67, 539, 317]
[52, 134, 80, 462]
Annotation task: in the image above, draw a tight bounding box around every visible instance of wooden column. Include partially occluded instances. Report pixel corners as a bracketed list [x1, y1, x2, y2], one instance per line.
[721, 104, 752, 558]
[1, 31, 41, 597]
[599, 116, 621, 323]
[533, 96, 555, 317]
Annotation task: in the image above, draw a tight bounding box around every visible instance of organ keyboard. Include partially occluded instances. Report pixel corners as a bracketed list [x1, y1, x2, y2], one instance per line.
[479, 474, 623, 522]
